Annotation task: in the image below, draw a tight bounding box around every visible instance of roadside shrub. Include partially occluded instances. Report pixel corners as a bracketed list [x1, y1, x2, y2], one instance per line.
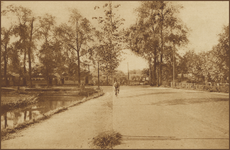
[211, 86, 219, 92]
[220, 86, 229, 93]
[91, 130, 122, 149]
[171, 82, 228, 93]
[198, 85, 203, 90]
[203, 85, 210, 91]
[78, 88, 98, 96]
[79, 91, 94, 96]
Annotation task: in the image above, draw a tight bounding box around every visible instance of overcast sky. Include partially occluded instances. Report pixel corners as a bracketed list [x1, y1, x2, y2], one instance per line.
[2, 1, 229, 73]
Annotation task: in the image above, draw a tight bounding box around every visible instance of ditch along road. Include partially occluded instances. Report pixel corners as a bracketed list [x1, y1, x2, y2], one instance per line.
[1, 86, 229, 149]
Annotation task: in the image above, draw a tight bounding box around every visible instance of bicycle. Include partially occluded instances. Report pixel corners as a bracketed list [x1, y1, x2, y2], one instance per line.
[115, 87, 119, 97]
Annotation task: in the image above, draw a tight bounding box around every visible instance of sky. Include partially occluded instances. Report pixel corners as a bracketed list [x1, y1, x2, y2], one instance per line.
[1, 1, 229, 73]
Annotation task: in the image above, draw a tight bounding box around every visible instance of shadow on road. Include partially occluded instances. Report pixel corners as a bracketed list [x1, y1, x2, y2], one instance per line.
[151, 98, 229, 106]
[119, 92, 177, 98]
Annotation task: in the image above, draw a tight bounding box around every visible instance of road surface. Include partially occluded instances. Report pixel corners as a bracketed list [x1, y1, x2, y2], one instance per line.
[1, 86, 229, 149]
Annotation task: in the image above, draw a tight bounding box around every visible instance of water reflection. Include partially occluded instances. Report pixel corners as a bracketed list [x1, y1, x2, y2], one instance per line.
[1, 95, 83, 129]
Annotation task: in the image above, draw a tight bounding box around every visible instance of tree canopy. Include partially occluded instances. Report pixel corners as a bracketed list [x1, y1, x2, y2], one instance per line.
[1, 2, 228, 88]
[126, 1, 189, 86]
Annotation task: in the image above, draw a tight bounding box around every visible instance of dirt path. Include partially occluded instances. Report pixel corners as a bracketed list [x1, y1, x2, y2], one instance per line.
[1, 90, 113, 149]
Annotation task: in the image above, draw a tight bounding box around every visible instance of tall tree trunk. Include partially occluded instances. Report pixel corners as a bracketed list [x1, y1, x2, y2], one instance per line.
[77, 50, 80, 87]
[29, 110, 32, 120]
[46, 66, 49, 87]
[98, 61, 100, 88]
[160, 55, 163, 85]
[153, 47, 157, 86]
[109, 2, 114, 85]
[0, 42, 2, 102]
[28, 18, 34, 88]
[24, 111, 27, 121]
[4, 113, 7, 128]
[150, 10, 156, 86]
[76, 18, 81, 88]
[160, 49, 163, 86]
[149, 57, 152, 85]
[173, 42, 175, 85]
[157, 57, 160, 86]
[160, 9, 164, 86]
[23, 49, 27, 86]
[24, 49, 27, 74]
[4, 44, 8, 86]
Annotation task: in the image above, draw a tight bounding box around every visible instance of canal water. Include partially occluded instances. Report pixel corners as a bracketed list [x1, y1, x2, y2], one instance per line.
[1, 94, 84, 129]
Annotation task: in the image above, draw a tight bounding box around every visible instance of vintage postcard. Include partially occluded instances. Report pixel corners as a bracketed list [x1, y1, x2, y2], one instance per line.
[1, 1, 229, 149]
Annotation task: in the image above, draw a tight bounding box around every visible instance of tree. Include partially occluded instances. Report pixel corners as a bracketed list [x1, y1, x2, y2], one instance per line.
[141, 68, 149, 79]
[0, 1, 4, 101]
[177, 52, 189, 81]
[211, 24, 229, 82]
[55, 23, 76, 82]
[1, 26, 14, 86]
[127, 1, 188, 86]
[88, 45, 105, 87]
[2, 5, 38, 87]
[70, 9, 93, 87]
[37, 14, 56, 86]
[127, 21, 160, 85]
[57, 9, 93, 87]
[93, 2, 125, 83]
[27, 17, 35, 87]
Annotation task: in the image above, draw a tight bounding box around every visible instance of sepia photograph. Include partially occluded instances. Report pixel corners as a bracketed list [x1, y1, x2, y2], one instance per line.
[1, 1, 229, 149]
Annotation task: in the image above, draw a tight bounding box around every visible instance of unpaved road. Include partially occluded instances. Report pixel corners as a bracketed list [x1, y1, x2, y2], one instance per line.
[1, 86, 229, 149]
[113, 87, 229, 149]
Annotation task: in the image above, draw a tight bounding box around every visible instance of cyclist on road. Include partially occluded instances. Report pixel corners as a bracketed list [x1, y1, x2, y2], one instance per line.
[113, 80, 120, 97]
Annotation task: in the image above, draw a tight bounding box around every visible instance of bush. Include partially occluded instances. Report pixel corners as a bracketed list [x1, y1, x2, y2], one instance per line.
[78, 88, 97, 96]
[91, 130, 122, 149]
[219, 86, 229, 93]
[172, 82, 229, 93]
[210, 86, 219, 92]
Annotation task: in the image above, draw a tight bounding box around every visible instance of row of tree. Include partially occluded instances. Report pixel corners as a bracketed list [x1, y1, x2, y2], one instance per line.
[1, 2, 125, 87]
[126, 1, 228, 85]
[125, 1, 189, 86]
[139, 24, 229, 84]
[1, 1, 228, 89]
[178, 25, 229, 83]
